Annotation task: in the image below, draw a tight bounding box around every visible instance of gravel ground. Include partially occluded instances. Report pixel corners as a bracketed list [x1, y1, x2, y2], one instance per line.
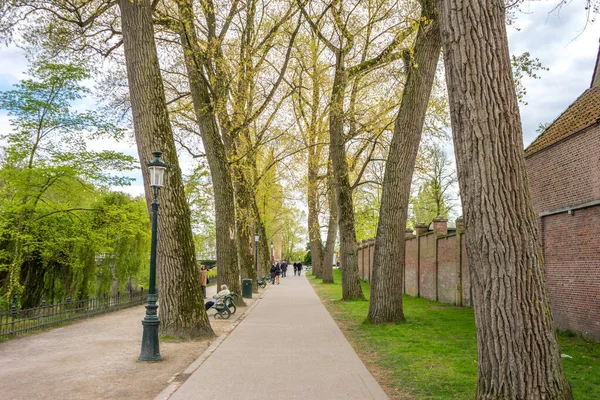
[0, 286, 258, 400]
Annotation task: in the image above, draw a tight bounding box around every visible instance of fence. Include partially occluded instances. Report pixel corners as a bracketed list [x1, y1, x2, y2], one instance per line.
[0, 289, 146, 340]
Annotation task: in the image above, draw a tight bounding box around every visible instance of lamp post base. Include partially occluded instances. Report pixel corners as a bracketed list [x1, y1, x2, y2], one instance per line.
[139, 295, 161, 361]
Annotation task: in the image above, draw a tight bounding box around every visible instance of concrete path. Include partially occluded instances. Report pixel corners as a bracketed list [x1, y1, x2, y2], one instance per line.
[168, 275, 388, 400]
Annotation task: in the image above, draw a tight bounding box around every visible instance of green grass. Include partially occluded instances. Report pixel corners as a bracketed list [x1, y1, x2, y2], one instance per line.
[308, 270, 600, 399]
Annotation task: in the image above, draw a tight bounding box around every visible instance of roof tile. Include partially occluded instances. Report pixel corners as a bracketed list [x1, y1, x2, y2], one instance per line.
[525, 87, 600, 156]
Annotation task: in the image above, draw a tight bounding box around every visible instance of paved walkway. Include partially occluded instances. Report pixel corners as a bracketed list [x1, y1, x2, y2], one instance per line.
[168, 275, 388, 400]
[0, 285, 224, 400]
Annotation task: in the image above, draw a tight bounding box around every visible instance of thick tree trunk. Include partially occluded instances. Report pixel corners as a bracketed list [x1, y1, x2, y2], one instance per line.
[119, 0, 213, 338]
[438, 0, 572, 397]
[321, 173, 338, 284]
[329, 63, 364, 300]
[176, 0, 241, 299]
[307, 151, 324, 278]
[232, 163, 257, 297]
[368, 0, 441, 324]
[257, 218, 271, 278]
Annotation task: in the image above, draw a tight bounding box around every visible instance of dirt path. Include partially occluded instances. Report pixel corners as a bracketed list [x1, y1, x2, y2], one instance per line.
[0, 286, 259, 400]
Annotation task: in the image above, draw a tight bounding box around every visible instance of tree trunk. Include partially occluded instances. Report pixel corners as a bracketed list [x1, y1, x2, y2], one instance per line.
[329, 61, 364, 300]
[119, 0, 213, 338]
[257, 218, 271, 278]
[232, 163, 257, 298]
[368, 0, 441, 324]
[176, 0, 241, 299]
[438, 0, 572, 397]
[321, 171, 338, 284]
[307, 150, 324, 278]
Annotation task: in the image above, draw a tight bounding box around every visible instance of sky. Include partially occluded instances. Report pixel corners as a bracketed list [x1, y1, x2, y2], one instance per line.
[0, 1, 599, 198]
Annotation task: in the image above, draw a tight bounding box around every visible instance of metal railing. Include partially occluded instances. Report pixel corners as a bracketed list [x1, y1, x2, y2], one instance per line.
[0, 289, 146, 340]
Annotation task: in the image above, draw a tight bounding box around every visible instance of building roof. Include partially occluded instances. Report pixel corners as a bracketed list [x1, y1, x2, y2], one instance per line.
[525, 86, 600, 156]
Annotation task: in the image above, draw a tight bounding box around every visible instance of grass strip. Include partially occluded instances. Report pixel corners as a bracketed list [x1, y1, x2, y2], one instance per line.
[308, 270, 599, 399]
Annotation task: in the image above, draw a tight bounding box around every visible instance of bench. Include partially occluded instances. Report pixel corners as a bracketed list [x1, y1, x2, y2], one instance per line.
[257, 275, 269, 288]
[211, 293, 239, 319]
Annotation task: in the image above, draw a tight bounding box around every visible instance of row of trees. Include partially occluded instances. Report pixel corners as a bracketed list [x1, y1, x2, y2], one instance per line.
[0, 61, 149, 310]
[0, 0, 577, 396]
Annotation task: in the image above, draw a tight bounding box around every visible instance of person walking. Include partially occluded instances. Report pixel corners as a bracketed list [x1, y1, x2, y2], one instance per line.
[270, 263, 277, 284]
[297, 262, 302, 276]
[200, 264, 208, 298]
[293, 261, 298, 276]
[281, 261, 287, 278]
[275, 263, 282, 284]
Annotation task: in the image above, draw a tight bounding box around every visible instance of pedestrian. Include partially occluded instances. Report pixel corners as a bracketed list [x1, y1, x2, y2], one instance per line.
[281, 260, 287, 278]
[275, 262, 281, 284]
[200, 264, 208, 298]
[293, 261, 298, 276]
[270, 263, 277, 284]
[297, 261, 303, 276]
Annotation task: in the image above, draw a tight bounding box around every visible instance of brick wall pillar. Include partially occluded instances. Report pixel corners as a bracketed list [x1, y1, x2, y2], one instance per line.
[415, 223, 428, 235]
[433, 216, 448, 236]
[456, 216, 464, 233]
[415, 223, 428, 297]
[405, 228, 414, 239]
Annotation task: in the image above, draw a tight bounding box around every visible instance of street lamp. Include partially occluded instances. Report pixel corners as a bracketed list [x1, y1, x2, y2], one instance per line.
[254, 231, 260, 290]
[139, 151, 168, 362]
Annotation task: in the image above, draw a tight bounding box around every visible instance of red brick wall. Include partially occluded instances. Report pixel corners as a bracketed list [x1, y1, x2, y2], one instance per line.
[358, 246, 364, 279]
[437, 235, 459, 304]
[526, 127, 600, 340]
[405, 238, 418, 296]
[526, 126, 600, 212]
[419, 234, 437, 300]
[541, 206, 600, 340]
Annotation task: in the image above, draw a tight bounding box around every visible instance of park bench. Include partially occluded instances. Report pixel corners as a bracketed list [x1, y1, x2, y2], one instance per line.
[211, 293, 238, 319]
[257, 275, 269, 288]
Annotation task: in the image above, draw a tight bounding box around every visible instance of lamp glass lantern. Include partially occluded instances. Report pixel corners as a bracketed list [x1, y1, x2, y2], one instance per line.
[148, 152, 168, 188]
[254, 231, 259, 243]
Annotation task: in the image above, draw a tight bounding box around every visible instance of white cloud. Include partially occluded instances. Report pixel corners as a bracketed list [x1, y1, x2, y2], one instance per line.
[508, 2, 600, 146]
[0, 45, 28, 88]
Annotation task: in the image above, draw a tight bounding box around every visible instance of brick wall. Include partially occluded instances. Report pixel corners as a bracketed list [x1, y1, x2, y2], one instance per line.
[419, 233, 437, 301]
[405, 238, 418, 296]
[527, 125, 600, 213]
[542, 207, 600, 339]
[437, 235, 459, 304]
[356, 209, 599, 340]
[355, 125, 599, 339]
[357, 222, 470, 307]
[525, 126, 600, 341]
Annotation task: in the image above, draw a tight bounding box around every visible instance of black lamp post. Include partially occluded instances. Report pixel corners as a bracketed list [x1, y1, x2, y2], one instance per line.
[254, 231, 259, 290]
[270, 241, 274, 261]
[139, 151, 168, 362]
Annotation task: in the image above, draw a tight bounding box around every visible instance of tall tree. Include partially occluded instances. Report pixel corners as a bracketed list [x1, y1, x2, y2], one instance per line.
[301, 0, 410, 300]
[119, 0, 213, 338]
[438, 0, 572, 397]
[368, 0, 441, 323]
[410, 141, 456, 226]
[321, 159, 338, 284]
[175, 0, 241, 298]
[0, 60, 136, 307]
[292, 31, 329, 279]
